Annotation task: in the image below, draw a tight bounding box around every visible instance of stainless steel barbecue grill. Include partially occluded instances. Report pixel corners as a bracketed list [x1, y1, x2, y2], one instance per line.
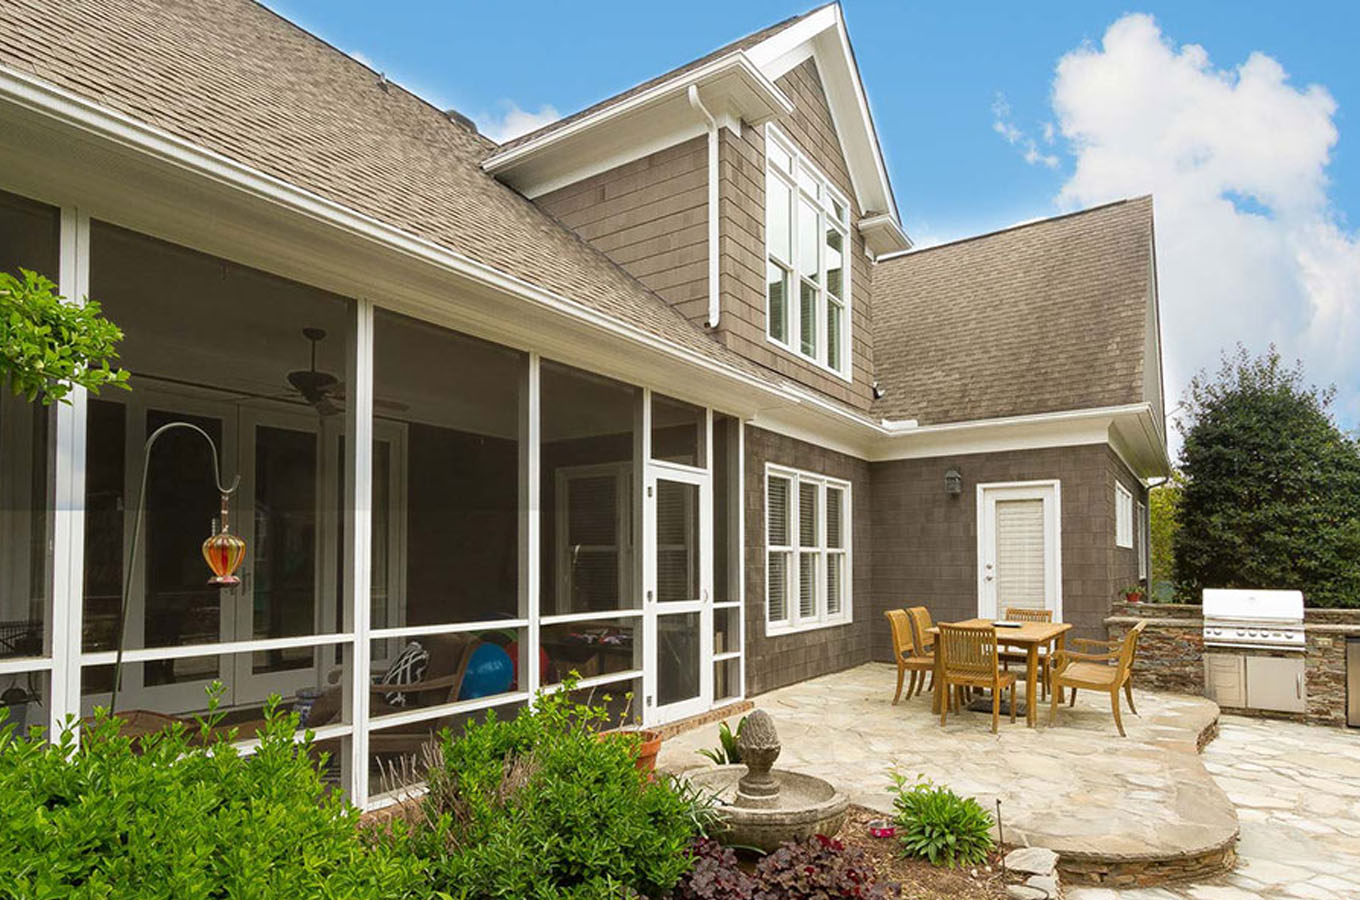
[1202, 589, 1306, 651]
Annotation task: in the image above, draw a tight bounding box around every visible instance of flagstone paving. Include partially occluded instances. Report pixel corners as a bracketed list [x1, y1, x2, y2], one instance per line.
[1065, 715, 1360, 900]
[659, 663, 1237, 881]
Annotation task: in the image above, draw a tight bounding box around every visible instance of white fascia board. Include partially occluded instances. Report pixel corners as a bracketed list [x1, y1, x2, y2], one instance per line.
[0, 63, 805, 415]
[482, 52, 792, 198]
[747, 6, 904, 239]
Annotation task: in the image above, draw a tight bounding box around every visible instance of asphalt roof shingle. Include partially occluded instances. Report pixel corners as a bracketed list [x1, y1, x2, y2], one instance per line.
[0, 0, 778, 387]
[870, 197, 1155, 425]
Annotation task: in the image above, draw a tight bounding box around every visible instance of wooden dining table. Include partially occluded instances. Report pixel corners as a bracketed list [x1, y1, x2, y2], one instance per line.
[926, 618, 1072, 727]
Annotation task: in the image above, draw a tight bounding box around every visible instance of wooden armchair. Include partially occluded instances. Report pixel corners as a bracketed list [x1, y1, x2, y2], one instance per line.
[885, 608, 934, 704]
[937, 623, 1017, 733]
[999, 607, 1053, 699]
[1048, 621, 1146, 736]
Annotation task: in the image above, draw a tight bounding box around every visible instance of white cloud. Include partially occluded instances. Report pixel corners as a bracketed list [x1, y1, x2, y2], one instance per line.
[1045, 14, 1360, 434]
[476, 102, 561, 144]
[992, 93, 1059, 168]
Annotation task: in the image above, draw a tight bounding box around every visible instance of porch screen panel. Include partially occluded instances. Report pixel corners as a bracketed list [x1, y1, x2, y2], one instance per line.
[83, 220, 352, 723]
[0, 189, 59, 734]
[994, 499, 1046, 610]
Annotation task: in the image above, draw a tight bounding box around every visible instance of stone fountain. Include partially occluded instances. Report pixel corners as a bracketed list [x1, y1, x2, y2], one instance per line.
[686, 709, 849, 852]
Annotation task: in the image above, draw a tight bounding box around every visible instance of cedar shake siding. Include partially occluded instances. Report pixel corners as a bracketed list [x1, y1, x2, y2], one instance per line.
[869, 444, 1148, 659]
[535, 137, 712, 330]
[715, 58, 875, 410]
[744, 426, 874, 695]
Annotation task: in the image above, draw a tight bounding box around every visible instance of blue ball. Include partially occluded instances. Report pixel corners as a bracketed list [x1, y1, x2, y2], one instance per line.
[459, 642, 514, 700]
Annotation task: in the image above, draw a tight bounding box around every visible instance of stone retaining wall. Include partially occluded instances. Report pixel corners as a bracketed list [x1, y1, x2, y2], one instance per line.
[1107, 602, 1360, 727]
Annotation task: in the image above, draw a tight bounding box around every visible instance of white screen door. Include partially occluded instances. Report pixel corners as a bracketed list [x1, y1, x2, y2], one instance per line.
[644, 466, 711, 724]
[978, 482, 1061, 620]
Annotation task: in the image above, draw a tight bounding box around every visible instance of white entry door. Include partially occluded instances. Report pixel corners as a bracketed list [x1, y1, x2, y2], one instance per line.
[977, 481, 1062, 620]
[644, 465, 711, 725]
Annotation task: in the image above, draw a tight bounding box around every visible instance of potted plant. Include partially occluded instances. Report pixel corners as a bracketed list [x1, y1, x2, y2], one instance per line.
[598, 726, 664, 771]
[1120, 583, 1147, 604]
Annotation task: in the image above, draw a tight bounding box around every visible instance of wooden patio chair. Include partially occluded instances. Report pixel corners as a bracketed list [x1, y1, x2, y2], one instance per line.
[907, 606, 936, 698]
[937, 622, 1017, 733]
[999, 606, 1053, 699]
[1048, 620, 1147, 736]
[885, 608, 933, 704]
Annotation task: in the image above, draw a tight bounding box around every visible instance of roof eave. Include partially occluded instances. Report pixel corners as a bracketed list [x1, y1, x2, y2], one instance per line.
[481, 52, 792, 198]
[858, 212, 911, 255]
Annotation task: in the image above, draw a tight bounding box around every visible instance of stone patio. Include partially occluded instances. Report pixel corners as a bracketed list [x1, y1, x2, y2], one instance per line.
[1066, 714, 1360, 900]
[659, 663, 1239, 885]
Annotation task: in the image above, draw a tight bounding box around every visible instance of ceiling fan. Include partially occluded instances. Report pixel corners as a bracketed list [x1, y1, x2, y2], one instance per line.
[284, 328, 408, 417]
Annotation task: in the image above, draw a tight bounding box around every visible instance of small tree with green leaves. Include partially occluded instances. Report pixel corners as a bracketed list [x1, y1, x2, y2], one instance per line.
[1, 268, 129, 404]
[1148, 469, 1183, 601]
[1173, 346, 1360, 607]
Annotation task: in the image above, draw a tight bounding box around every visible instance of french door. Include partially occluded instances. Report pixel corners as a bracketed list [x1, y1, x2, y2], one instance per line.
[977, 481, 1062, 620]
[644, 465, 711, 724]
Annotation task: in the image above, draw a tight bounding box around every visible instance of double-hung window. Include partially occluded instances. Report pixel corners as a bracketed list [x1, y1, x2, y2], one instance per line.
[1115, 482, 1134, 548]
[765, 126, 850, 375]
[765, 465, 851, 632]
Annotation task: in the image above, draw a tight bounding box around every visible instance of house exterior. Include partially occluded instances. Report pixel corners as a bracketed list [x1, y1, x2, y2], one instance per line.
[0, 1, 1167, 805]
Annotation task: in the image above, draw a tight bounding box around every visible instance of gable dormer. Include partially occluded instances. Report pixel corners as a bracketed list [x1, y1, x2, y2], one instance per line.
[488, 4, 908, 410]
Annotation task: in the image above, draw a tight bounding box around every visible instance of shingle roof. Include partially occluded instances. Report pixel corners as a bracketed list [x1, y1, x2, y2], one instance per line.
[871, 197, 1155, 425]
[0, 0, 778, 387]
[493, 6, 827, 152]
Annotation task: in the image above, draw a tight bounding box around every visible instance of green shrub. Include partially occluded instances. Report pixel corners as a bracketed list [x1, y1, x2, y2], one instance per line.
[1, 268, 130, 404]
[888, 774, 994, 868]
[412, 684, 697, 900]
[0, 692, 423, 899]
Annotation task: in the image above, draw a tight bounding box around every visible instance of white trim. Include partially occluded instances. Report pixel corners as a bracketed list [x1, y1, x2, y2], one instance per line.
[538, 668, 644, 695]
[344, 299, 375, 808]
[369, 619, 531, 641]
[1136, 500, 1148, 581]
[520, 352, 541, 697]
[762, 463, 852, 635]
[50, 205, 89, 736]
[0, 658, 51, 677]
[368, 690, 532, 732]
[79, 633, 355, 666]
[540, 609, 644, 626]
[1115, 482, 1134, 549]
[763, 125, 852, 380]
[976, 480, 1063, 621]
[483, 53, 791, 198]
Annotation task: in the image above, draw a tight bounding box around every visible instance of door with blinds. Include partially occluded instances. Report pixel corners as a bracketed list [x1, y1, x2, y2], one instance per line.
[978, 482, 1061, 620]
[644, 466, 711, 724]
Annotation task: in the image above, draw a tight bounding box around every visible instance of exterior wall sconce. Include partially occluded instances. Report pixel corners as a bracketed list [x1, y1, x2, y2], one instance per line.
[944, 469, 962, 495]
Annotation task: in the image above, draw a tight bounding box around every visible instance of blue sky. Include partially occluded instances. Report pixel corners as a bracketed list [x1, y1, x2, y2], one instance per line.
[263, 1, 1360, 439]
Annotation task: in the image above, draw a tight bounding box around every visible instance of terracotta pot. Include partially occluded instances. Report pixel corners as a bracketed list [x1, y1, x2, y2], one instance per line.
[1123, 591, 1144, 604]
[598, 728, 663, 772]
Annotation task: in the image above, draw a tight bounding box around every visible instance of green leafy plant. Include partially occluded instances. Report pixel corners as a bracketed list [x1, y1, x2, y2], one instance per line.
[1174, 345, 1360, 608]
[410, 678, 698, 899]
[667, 774, 724, 839]
[0, 686, 424, 899]
[1, 268, 130, 404]
[697, 716, 745, 765]
[888, 773, 994, 868]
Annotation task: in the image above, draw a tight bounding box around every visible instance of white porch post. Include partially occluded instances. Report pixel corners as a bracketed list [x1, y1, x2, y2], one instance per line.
[49, 206, 90, 736]
[343, 299, 374, 806]
[520, 353, 541, 697]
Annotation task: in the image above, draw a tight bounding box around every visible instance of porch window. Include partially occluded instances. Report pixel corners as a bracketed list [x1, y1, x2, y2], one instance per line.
[1115, 482, 1134, 548]
[765, 465, 851, 633]
[1137, 500, 1148, 580]
[764, 126, 851, 376]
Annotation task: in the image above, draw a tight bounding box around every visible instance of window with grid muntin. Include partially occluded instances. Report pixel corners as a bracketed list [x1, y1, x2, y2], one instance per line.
[765, 465, 851, 632]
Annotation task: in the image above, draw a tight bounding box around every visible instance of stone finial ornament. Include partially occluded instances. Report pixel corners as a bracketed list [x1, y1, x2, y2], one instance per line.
[735, 710, 782, 808]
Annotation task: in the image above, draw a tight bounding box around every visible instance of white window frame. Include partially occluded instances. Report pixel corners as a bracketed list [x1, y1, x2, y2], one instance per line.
[764, 464, 852, 635]
[763, 125, 851, 379]
[1115, 482, 1134, 549]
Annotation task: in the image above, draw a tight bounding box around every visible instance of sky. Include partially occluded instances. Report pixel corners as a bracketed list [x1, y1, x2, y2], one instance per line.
[262, 1, 1360, 447]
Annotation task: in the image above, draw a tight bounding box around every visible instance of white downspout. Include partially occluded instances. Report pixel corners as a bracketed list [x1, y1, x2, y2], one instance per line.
[688, 84, 721, 329]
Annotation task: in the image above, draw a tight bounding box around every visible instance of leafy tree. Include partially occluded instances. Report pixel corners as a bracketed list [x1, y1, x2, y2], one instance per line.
[1148, 469, 1183, 601]
[1, 268, 129, 403]
[1173, 346, 1360, 607]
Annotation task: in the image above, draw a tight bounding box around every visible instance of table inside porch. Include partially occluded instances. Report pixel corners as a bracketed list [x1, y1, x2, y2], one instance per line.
[926, 618, 1071, 727]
